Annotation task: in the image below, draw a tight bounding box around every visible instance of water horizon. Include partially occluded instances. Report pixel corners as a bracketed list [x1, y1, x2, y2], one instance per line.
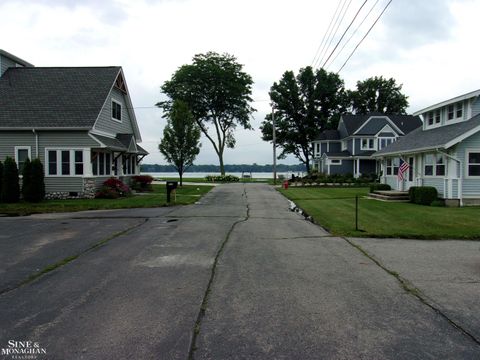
[141, 171, 306, 179]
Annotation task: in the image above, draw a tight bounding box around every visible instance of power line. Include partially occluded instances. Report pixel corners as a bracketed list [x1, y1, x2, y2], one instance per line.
[326, 0, 381, 70]
[311, 0, 344, 67]
[337, 0, 394, 73]
[321, 0, 369, 69]
[316, 0, 353, 69]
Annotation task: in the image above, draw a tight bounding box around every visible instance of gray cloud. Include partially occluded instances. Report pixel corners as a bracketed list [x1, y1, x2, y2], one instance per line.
[382, 0, 456, 47]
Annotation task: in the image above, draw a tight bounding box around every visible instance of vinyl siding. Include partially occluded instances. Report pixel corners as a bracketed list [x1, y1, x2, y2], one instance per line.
[471, 96, 480, 118]
[423, 178, 445, 197]
[94, 87, 134, 135]
[329, 142, 341, 152]
[384, 176, 398, 189]
[347, 138, 354, 154]
[328, 159, 353, 175]
[0, 131, 36, 161]
[321, 143, 328, 154]
[45, 177, 84, 193]
[37, 131, 98, 164]
[454, 133, 480, 196]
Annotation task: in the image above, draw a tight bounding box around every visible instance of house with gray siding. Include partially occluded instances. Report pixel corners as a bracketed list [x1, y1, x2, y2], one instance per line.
[373, 89, 480, 206]
[0, 50, 148, 198]
[312, 113, 422, 177]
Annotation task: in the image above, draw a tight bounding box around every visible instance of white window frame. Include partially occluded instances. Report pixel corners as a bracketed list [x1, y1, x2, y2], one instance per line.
[377, 137, 396, 150]
[385, 158, 399, 176]
[45, 148, 87, 177]
[360, 138, 376, 151]
[91, 151, 112, 176]
[14, 146, 31, 171]
[111, 98, 122, 122]
[465, 149, 480, 178]
[446, 101, 464, 122]
[423, 153, 445, 177]
[329, 159, 342, 165]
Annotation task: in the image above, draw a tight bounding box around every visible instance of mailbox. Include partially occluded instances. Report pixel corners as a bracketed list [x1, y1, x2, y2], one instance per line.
[166, 181, 178, 203]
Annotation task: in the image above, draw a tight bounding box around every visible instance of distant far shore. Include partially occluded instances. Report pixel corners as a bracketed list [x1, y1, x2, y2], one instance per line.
[140, 172, 306, 179]
[140, 163, 306, 174]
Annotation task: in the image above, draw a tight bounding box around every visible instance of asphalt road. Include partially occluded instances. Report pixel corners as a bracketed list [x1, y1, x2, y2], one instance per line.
[0, 183, 479, 359]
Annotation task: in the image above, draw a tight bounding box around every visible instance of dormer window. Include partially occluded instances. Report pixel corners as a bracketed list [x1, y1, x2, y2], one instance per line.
[447, 102, 463, 121]
[112, 99, 122, 122]
[427, 110, 441, 126]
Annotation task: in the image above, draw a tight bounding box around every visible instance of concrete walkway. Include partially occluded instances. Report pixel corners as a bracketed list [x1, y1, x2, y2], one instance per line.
[0, 183, 479, 359]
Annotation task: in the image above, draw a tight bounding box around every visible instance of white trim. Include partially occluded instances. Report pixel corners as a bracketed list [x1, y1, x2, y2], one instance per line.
[111, 98, 122, 123]
[89, 129, 116, 138]
[329, 159, 342, 165]
[44, 148, 89, 177]
[444, 123, 480, 149]
[14, 146, 31, 169]
[360, 138, 376, 151]
[413, 90, 480, 116]
[465, 148, 480, 179]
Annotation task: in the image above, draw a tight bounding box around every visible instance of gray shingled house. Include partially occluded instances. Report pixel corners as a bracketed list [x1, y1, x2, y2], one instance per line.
[312, 113, 422, 177]
[373, 89, 480, 206]
[0, 49, 148, 199]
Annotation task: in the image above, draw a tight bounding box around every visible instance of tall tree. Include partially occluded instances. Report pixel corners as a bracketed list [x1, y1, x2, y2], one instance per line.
[158, 52, 255, 175]
[159, 100, 201, 186]
[1, 157, 20, 203]
[260, 67, 348, 173]
[349, 76, 409, 114]
[0, 160, 3, 203]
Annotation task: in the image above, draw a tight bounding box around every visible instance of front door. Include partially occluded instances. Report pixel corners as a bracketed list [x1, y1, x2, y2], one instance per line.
[405, 156, 415, 190]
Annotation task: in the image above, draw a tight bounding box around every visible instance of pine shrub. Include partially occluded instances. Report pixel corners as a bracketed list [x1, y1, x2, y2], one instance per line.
[0, 160, 3, 203]
[1, 157, 20, 203]
[21, 158, 32, 201]
[25, 159, 45, 202]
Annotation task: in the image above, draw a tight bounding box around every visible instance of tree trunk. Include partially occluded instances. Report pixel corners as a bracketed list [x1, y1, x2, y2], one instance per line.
[179, 172, 183, 187]
[219, 153, 225, 176]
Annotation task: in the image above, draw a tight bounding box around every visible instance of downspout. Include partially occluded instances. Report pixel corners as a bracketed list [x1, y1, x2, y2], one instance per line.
[32, 128, 39, 158]
[437, 149, 463, 206]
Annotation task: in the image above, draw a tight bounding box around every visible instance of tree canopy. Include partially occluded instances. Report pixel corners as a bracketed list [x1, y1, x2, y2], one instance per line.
[349, 76, 409, 114]
[260, 66, 348, 173]
[157, 52, 255, 175]
[159, 100, 201, 185]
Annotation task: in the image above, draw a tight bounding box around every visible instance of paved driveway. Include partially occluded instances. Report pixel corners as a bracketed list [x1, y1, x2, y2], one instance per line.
[0, 184, 479, 359]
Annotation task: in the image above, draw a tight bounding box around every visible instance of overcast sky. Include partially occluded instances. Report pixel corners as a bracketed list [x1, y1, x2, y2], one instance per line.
[1, 0, 479, 165]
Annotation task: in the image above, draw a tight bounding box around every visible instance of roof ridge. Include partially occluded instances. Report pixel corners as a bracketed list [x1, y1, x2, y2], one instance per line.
[9, 66, 121, 69]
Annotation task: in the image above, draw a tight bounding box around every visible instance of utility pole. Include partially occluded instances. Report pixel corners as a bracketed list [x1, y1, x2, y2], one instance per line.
[272, 105, 277, 185]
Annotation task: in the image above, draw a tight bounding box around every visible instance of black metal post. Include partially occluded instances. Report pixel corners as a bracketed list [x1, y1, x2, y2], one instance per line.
[355, 195, 358, 231]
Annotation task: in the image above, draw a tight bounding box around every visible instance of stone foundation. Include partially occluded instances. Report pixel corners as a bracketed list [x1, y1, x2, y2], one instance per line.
[45, 192, 84, 200]
[83, 178, 96, 199]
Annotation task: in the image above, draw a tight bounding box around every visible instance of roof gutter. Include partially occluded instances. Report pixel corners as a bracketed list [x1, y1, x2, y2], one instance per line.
[437, 148, 463, 206]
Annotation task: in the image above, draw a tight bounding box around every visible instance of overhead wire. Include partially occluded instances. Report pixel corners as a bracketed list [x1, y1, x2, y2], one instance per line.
[325, 0, 381, 70]
[321, 0, 369, 69]
[337, 0, 394, 73]
[310, 0, 344, 68]
[315, 0, 353, 69]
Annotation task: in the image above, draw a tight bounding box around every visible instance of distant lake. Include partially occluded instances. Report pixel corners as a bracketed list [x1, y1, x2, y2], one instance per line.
[141, 171, 305, 179]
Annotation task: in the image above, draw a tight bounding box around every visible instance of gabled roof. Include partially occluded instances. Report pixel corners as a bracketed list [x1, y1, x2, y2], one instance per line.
[0, 66, 120, 128]
[413, 89, 480, 116]
[315, 129, 339, 141]
[0, 49, 34, 67]
[340, 112, 422, 137]
[91, 133, 149, 155]
[373, 113, 480, 157]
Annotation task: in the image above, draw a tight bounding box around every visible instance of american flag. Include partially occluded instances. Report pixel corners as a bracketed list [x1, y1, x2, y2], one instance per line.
[398, 160, 410, 180]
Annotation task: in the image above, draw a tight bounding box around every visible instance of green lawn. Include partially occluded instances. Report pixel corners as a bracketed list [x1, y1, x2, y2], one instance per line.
[0, 184, 213, 216]
[280, 187, 480, 239]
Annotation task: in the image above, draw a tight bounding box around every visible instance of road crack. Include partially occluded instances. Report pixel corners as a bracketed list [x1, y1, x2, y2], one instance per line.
[342, 237, 480, 347]
[188, 186, 250, 360]
[0, 218, 149, 297]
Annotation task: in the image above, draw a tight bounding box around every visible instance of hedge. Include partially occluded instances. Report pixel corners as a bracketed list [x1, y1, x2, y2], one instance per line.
[1, 157, 20, 203]
[369, 183, 391, 193]
[409, 186, 438, 206]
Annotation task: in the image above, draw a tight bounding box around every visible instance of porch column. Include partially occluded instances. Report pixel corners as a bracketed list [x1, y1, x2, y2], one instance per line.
[355, 159, 360, 178]
[83, 149, 92, 176]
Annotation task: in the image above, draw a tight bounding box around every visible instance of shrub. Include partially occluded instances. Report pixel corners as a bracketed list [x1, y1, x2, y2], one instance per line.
[2, 157, 20, 203]
[370, 183, 391, 193]
[28, 159, 45, 202]
[21, 158, 32, 201]
[409, 186, 438, 205]
[131, 175, 154, 192]
[205, 175, 240, 182]
[95, 177, 131, 198]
